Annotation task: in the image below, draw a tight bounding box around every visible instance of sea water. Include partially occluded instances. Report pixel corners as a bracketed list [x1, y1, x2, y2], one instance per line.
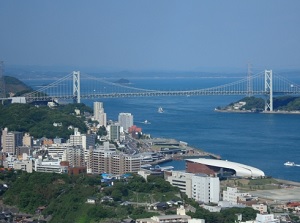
[24, 75, 300, 182]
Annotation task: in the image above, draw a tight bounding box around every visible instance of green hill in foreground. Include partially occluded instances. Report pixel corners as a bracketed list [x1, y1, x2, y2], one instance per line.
[0, 171, 258, 223]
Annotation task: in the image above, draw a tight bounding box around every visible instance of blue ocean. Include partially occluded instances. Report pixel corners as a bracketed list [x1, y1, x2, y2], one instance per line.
[24, 75, 300, 182]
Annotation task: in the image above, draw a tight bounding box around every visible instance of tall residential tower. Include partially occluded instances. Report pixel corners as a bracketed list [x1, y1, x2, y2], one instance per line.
[93, 102, 107, 127]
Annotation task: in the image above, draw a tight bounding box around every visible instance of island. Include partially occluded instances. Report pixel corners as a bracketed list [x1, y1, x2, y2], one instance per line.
[215, 96, 300, 114]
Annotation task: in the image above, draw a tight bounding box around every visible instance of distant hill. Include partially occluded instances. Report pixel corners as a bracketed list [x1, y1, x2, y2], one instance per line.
[114, 78, 130, 84]
[3, 76, 32, 96]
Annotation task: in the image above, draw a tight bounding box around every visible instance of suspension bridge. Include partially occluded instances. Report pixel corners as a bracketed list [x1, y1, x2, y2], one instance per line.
[2, 70, 300, 112]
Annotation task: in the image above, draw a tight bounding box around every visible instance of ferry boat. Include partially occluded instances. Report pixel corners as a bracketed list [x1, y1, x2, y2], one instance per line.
[284, 161, 296, 166]
[158, 107, 164, 113]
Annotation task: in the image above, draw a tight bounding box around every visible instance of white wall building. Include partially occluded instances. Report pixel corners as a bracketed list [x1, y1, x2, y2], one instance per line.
[166, 171, 220, 203]
[47, 144, 68, 160]
[192, 174, 220, 203]
[223, 187, 251, 205]
[93, 102, 107, 127]
[118, 113, 133, 132]
[34, 159, 68, 174]
[13, 160, 33, 173]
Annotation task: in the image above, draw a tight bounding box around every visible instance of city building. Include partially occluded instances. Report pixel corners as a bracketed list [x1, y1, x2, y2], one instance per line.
[118, 113, 133, 132]
[252, 204, 268, 214]
[86, 141, 116, 174]
[87, 141, 141, 174]
[22, 133, 33, 147]
[1, 128, 23, 154]
[165, 171, 220, 203]
[186, 158, 265, 178]
[34, 159, 68, 174]
[192, 174, 220, 203]
[47, 144, 68, 160]
[65, 146, 85, 168]
[136, 206, 205, 223]
[223, 187, 257, 205]
[69, 128, 96, 151]
[93, 102, 107, 127]
[16, 146, 33, 159]
[239, 213, 280, 223]
[13, 160, 33, 173]
[107, 123, 121, 141]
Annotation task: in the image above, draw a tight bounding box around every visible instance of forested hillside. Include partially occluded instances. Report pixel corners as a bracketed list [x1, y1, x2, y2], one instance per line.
[0, 103, 91, 139]
[0, 171, 258, 223]
[3, 76, 32, 96]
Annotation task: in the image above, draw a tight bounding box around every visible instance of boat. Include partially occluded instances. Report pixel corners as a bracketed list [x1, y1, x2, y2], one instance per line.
[158, 107, 164, 113]
[143, 120, 151, 124]
[284, 161, 296, 166]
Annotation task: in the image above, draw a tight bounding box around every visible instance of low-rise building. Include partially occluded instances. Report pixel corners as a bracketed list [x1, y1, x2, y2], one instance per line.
[34, 159, 68, 174]
[136, 206, 205, 223]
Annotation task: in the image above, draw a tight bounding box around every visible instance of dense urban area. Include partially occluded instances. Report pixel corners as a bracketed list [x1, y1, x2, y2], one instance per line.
[0, 76, 300, 223]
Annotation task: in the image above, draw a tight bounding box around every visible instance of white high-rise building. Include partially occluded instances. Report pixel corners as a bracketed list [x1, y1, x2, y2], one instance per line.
[93, 102, 107, 127]
[192, 174, 220, 203]
[118, 113, 133, 132]
[166, 171, 220, 204]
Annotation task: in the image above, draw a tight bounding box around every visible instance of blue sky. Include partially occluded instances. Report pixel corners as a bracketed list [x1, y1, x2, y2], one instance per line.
[1, 1, 300, 72]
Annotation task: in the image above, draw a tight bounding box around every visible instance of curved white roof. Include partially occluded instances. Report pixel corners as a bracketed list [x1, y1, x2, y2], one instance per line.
[186, 158, 265, 177]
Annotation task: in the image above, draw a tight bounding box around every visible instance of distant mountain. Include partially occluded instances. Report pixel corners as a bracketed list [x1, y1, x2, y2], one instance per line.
[3, 76, 32, 96]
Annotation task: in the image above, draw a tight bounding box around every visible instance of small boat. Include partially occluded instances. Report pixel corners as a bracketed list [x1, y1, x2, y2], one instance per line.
[284, 161, 295, 166]
[143, 120, 151, 124]
[158, 107, 164, 113]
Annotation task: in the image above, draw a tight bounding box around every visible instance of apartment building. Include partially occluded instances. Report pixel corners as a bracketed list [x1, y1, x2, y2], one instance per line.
[65, 146, 85, 167]
[93, 102, 107, 127]
[87, 141, 141, 174]
[118, 113, 133, 132]
[69, 128, 96, 151]
[1, 128, 23, 154]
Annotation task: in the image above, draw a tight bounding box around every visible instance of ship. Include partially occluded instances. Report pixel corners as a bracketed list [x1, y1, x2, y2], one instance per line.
[284, 161, 295, 166]
[158, 107, 164, 113]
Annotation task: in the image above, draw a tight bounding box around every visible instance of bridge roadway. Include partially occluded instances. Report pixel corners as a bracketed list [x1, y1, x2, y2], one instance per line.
[21, 89, 300, 102]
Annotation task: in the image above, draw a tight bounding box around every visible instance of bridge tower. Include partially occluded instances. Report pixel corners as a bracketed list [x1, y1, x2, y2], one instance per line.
[73, 71, 80, 103]
[247, 63, 252, 97]
[264, 70, 273, 111]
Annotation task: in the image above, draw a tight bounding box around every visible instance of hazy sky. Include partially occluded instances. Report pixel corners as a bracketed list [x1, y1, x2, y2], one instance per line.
[1, 1, 300, 71]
